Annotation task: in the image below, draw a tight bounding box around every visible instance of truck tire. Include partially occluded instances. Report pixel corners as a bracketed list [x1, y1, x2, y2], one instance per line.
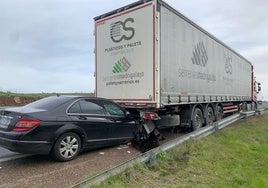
[242, 102, 248, 112]
[215, 105, 223, 121]
[192, 107, 203, 130]
[205, 106, 214, 125]
[51, 132, 81, 162]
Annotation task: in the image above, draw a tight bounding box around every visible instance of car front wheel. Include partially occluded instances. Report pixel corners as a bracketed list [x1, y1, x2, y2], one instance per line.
[51, 132, 81, 162]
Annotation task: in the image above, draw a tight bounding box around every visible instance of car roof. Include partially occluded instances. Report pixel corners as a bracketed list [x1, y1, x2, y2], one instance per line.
[25, 95, 103, 111]
[55, 95, 108, 100]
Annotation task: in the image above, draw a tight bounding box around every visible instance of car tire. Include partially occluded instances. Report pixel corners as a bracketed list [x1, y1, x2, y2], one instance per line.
[51, 132, 81, 162]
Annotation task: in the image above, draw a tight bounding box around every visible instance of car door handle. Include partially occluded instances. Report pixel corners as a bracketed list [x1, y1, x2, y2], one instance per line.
[78, 116, 87, 120]
[110, 118, 122, 123]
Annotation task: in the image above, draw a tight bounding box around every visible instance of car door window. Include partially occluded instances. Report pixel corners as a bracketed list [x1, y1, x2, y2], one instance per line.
[68, 99, 105, 115]
[102, 101, 125, 117]
[68, 102, 81, 113]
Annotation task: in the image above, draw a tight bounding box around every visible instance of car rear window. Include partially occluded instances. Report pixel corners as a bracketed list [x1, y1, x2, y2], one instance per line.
[25, 96, 72, 111]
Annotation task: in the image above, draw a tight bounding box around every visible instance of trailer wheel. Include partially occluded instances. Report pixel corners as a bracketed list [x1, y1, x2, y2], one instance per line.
[252, 102, 257, 111]
[215, 105, 223, 121]
[242, 102, 248, 112]
[192, 107, 203, 130]
[205, 106, 214, 125]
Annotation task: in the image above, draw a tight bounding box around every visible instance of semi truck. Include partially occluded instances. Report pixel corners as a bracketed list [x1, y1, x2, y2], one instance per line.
[94, 0, 261, 131]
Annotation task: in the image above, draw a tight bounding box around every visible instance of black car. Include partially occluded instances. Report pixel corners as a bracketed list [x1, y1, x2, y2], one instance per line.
[0, 95, 142, 161]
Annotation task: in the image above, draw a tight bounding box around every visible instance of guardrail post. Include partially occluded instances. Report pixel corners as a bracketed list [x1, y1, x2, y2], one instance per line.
[214, 122, 219, 132]
[243, 113, 248, 122]
[256, 109, 261, 115]
[148, 152, 157, 164]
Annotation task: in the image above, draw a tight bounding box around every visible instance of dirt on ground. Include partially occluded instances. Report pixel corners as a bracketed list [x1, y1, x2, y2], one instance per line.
[0, 96, 37, 106]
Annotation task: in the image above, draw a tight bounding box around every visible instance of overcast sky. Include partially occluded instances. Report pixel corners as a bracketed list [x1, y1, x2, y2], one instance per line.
[0, 0, 267, 100]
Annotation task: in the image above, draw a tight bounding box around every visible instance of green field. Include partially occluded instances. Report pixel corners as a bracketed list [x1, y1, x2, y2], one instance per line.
[91, 113, 268, 188]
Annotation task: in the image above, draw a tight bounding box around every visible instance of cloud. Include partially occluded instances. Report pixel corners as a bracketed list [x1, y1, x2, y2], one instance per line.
[0, 0, 267, 101]
[0, 0, 136, 93]
[1, 58, 95, 93]
[240, 44, 268, 74]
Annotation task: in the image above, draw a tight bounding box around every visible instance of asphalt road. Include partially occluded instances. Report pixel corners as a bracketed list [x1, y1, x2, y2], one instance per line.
[0, 145, 142, 188]
[0, 147, 25, 163]
[0, 130, 183, 188]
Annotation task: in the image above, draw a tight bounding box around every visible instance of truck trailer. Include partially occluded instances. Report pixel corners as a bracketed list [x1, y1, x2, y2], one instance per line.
[94, 0, 260, 130]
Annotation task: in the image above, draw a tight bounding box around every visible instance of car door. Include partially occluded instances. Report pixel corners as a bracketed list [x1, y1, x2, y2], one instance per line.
[68, 98, 110, 148]
[101, 100, 137, 144]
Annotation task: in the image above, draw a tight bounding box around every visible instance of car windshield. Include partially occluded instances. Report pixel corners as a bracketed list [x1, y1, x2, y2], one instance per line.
[25, 96, 73, 111]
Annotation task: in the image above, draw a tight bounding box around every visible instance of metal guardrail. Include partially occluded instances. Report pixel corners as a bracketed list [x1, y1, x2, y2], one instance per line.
[72, 109, 266, 188]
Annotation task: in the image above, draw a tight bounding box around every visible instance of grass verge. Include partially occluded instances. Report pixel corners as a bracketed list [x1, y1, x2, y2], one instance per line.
[90, 114, 268, 188]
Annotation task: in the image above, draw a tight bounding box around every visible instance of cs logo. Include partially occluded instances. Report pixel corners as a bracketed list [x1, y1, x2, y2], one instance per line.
[110, 18, 135, 43]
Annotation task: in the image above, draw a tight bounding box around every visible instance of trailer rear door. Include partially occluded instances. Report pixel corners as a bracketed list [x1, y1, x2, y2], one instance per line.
[95, 2, 156, 103]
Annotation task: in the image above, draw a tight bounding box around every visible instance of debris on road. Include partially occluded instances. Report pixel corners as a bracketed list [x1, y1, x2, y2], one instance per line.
[116, 145, 129, 150]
